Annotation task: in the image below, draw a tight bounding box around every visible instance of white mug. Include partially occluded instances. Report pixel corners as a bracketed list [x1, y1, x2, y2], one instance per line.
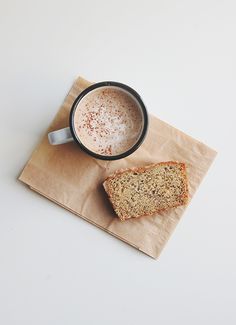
[48, 81, 148, 160]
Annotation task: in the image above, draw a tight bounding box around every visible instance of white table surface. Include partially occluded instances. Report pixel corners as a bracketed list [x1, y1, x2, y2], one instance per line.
[0, 1, 235, 324]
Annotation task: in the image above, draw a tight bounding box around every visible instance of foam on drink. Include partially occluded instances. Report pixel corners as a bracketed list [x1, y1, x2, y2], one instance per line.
[73, 87, 143, 156]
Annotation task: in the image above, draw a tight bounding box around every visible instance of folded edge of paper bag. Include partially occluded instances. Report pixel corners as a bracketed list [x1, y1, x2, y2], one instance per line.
[28, 185, 145, 256]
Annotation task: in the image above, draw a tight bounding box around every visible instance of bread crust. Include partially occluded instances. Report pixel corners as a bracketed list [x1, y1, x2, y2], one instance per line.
[103, 161, 189, 221]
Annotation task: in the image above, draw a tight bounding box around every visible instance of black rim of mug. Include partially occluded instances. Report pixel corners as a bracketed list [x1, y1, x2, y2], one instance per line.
[69, 81, 149, 161]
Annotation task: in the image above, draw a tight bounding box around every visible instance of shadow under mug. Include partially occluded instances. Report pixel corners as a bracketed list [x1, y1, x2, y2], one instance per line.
[48, 81, 148, 160]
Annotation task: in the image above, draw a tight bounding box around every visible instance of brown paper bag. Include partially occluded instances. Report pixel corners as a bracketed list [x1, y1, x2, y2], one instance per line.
[19, 76, 217, 258]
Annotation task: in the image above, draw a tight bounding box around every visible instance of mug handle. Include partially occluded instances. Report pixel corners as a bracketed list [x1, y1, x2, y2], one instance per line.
[48, 127, 73, 145]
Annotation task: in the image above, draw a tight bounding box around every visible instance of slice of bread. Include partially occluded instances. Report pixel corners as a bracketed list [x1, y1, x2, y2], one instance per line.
[103, 161, 188, 221]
